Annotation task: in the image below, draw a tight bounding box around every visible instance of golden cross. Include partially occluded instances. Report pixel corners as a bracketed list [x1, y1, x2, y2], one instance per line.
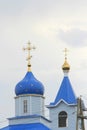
[23, 41, 36, 71]
[63, 48, 69, 60]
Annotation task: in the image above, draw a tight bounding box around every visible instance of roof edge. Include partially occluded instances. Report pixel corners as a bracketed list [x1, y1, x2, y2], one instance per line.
[8, 114, 51, 122]
[46, 99, 77, 108]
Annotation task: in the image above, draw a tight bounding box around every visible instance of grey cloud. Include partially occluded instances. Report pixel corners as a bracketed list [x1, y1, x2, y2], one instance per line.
[59, 28, 87, 47]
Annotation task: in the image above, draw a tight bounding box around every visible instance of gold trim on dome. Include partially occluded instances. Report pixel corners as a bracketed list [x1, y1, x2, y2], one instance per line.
[14, 94, 45, 99]
[62, 59, 70, 70]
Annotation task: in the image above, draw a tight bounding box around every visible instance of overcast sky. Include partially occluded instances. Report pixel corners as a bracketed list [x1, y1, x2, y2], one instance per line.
[0, 0, 87, 128]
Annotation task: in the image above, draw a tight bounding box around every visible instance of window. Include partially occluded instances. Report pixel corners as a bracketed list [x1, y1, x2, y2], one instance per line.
[23, 100, 27, 113]
[58, 111, 67, 127]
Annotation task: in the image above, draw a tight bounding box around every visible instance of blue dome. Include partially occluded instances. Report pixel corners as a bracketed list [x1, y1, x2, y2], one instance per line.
[15, 72, 44, 96]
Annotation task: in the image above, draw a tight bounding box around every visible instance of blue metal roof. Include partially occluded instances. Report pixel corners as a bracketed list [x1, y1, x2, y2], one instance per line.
[15, 72, 44, 96]
[8, 114, 51, 123]
[50, 76, 77, 106]
[1, 123, 51, 130]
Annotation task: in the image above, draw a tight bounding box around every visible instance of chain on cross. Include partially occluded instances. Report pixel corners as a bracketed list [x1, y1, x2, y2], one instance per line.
[23, 41, 36, 71]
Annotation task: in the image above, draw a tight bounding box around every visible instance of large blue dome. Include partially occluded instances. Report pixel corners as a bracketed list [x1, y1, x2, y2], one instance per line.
[15, 72, 44, 96]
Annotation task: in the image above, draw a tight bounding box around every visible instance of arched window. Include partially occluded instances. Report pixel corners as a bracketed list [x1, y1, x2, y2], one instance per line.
[58, 111, 67, 127]
[23, 100, 27, 113]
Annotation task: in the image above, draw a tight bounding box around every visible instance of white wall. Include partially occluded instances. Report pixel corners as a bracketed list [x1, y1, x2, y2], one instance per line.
[15, 94, 45, 116]
[49, 102, 77, 130]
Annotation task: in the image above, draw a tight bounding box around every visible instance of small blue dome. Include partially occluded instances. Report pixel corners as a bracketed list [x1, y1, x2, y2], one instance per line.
[15, 72, 44, 96]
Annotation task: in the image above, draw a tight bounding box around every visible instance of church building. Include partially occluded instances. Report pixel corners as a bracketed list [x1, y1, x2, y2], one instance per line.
[1, 43, 85, 130]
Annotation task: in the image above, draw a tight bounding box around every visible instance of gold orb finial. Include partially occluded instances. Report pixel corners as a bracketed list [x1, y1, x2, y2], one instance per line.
[62, 48, 70, 71]
[23, 41, 36, 72]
